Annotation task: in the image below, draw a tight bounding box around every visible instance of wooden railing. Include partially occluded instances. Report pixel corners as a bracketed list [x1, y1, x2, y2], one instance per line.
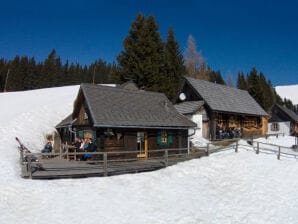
[20, 147, 206, 179]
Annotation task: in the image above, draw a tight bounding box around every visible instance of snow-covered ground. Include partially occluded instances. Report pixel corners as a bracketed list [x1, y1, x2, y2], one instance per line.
[275, 84, 298, 105]
[1, 86, 298, 224]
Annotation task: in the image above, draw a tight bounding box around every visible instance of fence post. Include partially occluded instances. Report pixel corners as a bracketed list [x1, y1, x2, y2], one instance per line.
[20, 149, 24, 164]
[27, 154, 32, 179]
[256, 142, 259, 154]
[235, 141, 238, 152]
[206, 143, 209, 156]
[59, 145, 62, 159]
[277, 146, 281, 160]
[66, 142, 69, 160]
[164, 149, 168, 167]
[103, 152, 108, 177]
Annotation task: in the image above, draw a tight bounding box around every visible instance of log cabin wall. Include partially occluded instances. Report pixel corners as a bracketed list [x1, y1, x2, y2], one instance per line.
[95, 128, 188, 152]
[214, 113, 266, 139]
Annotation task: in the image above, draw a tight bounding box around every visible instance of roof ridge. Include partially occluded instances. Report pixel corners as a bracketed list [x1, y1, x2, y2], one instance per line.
[184, 76, 248, 93]
[80, 83, 167, 98]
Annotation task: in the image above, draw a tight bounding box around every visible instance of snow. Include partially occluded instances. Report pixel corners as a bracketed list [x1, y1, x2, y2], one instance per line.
[275, 84, 298, 105]
[1, 86, 298, 224]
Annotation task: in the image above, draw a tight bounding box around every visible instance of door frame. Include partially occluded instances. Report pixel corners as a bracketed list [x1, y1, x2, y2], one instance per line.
[137, 132, 148, 158]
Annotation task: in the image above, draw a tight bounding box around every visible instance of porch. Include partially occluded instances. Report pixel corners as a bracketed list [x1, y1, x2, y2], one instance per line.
[20, 148, 206, 179]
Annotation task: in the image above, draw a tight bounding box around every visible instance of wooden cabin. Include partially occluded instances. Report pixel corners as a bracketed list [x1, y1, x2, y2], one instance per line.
[268, 104, 298, 136]
[56, 83, 196, 158]
[175, 77, 268, 140]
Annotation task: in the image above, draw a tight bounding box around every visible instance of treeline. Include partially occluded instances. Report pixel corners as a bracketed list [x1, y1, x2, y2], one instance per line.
[237, 68, 297, 112]
[0, 49, 117, 91]
[0, 12, 296, 114]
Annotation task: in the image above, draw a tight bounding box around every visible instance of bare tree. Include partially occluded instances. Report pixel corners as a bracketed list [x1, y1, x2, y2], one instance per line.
[184, 35, 206, 79]
[226, 72, 235, 87]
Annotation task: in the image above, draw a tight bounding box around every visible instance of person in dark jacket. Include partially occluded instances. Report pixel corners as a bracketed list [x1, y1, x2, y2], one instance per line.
[83, 138, 96, 160]
[41, 141, 53, 153]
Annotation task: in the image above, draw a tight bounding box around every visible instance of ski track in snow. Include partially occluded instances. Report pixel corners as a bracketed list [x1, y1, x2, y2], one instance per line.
[0, 86, 298, 224]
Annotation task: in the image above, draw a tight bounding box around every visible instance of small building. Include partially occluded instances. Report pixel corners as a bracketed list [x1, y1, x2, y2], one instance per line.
[56, 83, 196, 158]
[268, 104, 298, 136]
[175, 77, 268, 140]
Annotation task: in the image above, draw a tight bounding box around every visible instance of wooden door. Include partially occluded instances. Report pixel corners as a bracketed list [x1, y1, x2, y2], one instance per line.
[137, 132, 148, 158]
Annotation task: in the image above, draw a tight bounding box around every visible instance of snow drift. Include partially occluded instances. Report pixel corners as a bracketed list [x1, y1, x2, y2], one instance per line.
[275, 84, 298, 105]
[0, 86, 298, 224]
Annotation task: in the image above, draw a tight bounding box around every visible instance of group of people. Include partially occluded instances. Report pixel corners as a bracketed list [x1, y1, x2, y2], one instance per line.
[41, 137, 96, 161]
[216, 127, 242, 139]
[72, 137, 96, 161]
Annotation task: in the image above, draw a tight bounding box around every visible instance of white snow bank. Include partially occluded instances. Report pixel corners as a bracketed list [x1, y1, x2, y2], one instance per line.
[275, 84, 298, 104]
[1, 86, 298, 224]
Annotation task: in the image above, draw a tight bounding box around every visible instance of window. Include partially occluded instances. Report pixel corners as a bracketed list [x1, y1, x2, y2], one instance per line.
[84, 112, 88, 120]
[271, 123, 279, 132]
[161, 131, 167, 144]
[157, 131, 173, 146]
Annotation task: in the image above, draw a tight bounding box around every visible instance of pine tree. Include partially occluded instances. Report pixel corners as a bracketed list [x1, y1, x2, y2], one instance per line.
[237, 71, 248, 90]
[42, 49, 58, 87]
[117, 13, 165, 91]
[247, 68, 263, 108]
[209, 70, 225, 85]
[163, 27, 186, 100]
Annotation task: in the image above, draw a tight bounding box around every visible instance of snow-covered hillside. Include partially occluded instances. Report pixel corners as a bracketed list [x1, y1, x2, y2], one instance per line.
[275, 84, 298, 104]
[1, 86, 298, 224]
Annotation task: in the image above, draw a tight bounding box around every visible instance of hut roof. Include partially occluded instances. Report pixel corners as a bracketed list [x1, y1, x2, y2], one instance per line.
[184, 77, 268, 116]
[270, 104, 298, 123]
[174, 101, 204, 115]
[55, 114, 74, 128]
[73, 84, 196, 129]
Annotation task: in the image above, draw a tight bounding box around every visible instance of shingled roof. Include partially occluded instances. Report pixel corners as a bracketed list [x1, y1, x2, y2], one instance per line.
[75, 84, 196, 129]
[56, 114, 73, 128]
[271, 104, 298, 122]
[174, 101, 204, 115]
[184, 77, 268, 116]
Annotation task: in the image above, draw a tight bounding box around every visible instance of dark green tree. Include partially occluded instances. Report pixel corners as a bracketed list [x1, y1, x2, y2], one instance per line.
[163, 27, 186, 100]
[117, 13, 165, 91]
[247, 67, 263, 107]
[208, 70, 225, 85]
[237, 71, 248, 90]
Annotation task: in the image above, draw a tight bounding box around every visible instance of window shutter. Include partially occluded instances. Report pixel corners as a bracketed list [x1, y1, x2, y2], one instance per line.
[157, 131, 162, 145]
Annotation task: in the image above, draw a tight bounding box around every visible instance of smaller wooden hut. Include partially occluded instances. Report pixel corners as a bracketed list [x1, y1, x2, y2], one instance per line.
[268, 104, 298, 135]
[56, 83, 196, 158]
[175, 77, 268, 140]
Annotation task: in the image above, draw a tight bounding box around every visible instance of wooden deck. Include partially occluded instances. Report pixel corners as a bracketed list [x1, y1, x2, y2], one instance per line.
[20, 149, 206, 179]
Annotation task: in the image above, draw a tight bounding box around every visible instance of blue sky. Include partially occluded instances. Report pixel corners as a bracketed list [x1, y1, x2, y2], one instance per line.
[1, 0, 298, 86]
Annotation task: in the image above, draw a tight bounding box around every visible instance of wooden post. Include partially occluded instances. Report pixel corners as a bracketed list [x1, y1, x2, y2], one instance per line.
[235, 141, 238, 152]
[20, 149, 24, 164]
[256, 142, 259, 154]
[59, 144, 62, 159]
[165, 149, 168, 167]
[27, 155, 32, 179]
[103, 152, 108, 177]
[206, 143, 209, 156]
[277, 146, 281, 160]
[66, 142, 69, 160]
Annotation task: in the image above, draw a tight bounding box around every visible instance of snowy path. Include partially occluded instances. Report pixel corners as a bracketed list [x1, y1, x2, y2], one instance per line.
[1, 86, 298, 224]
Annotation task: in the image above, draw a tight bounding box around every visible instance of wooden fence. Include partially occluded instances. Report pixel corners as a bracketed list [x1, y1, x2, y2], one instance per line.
[20, 146, 206, 179]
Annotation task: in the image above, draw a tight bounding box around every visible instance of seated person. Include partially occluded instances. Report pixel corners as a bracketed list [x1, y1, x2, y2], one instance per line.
[72, 137, 82, 150]
[42, 141, 53, 153]
[83, 138, 96, 160]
